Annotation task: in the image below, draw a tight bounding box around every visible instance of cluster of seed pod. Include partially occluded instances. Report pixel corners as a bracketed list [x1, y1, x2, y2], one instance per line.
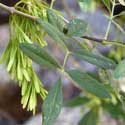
[0, 0, 49, 113]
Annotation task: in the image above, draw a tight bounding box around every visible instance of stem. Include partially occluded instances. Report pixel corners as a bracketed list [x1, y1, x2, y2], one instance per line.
[112, 20, 125, 35]
[103, 40, 125, 47]
[62, 50, 70, 71]
[0, 3, 37, 21]
[104, 0, 115, 39]
[104, 20, 112, 39]
[50, 0, 56, 9]
[105, 15, 125, 36]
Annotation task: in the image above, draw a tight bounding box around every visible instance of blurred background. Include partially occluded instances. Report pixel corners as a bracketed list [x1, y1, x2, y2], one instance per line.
[0, 0, 125, 125]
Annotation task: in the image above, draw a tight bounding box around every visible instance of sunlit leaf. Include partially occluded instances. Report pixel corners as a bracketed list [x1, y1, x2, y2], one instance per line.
[42, 78, 62, 125]
[20, 43, 61, 69]
[67, 70, 110, 98]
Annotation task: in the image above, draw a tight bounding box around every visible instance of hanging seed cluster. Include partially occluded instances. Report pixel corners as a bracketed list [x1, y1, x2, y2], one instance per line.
[0, 0, 49, 113]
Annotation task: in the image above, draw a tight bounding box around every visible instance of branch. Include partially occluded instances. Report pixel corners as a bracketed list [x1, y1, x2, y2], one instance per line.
[0, 3, 124, 46]
[0, 3, 37, 21]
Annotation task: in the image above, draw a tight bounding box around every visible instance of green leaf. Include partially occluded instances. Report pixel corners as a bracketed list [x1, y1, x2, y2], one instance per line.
[65, 96, 90, 107]
[20, 43, 61, 69]
[72, 49, 116, 69]
[42, 78, 62, 125]
[67, 19, 88, 37]
[101, 0, 110, 12]
[114, 60, 125, 79]
[67, 70, 110, 98]
[47, 9, 67, 32]
[37, 19, 68, 49]
[79, 107, 99, 125]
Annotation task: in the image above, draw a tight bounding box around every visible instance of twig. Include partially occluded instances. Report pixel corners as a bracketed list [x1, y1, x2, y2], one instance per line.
[50, 0, 56, 9]
[112, 20, 125, 35]
[104, 0, 115, 39]
[62, 50, 70, 69]
[0, 3, 37, 21]
[82, 36, 103, 43]
[82, 35, 125, 47]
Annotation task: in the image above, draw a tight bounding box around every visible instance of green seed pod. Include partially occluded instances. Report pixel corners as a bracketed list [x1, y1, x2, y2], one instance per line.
[0, 0, 48, 113]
